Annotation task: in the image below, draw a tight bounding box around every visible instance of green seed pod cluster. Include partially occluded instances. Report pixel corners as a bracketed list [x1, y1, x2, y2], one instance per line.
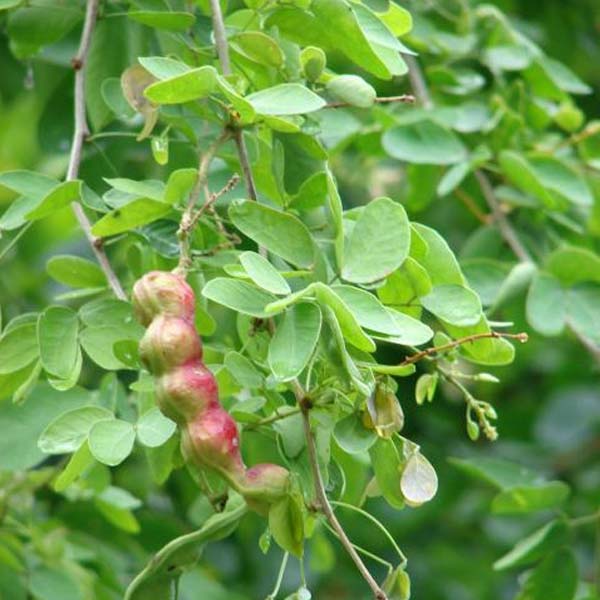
[132, 271, 289, 515]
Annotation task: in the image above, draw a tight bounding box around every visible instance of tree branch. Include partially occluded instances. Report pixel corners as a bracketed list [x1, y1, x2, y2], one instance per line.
[400, 331, 528, 367]
[67, 0, 126, 300]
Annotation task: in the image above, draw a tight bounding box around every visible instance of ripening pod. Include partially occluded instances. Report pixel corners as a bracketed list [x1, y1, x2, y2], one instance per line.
[132, 271, 196, 326]
[155, 363, 219, 425]
[363, 384, 404, 438]
[139, 315, 202, 374]
[182, 405, 245, 480]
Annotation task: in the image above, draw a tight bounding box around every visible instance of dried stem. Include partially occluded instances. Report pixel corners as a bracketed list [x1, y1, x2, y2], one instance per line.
[400, 331, 528, 367]
[324, 94, 415, 109]
[68, 0, 125, 300]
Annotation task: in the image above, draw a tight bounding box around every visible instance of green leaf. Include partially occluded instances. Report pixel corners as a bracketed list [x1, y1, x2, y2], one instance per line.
[334, 413, 377, 454]
[29, 565, 82, 600]
[164, 168, 197, 205]
[568, 283, 600, 344]
[268, 303, 322, 381]
[545, 246, 600, 286]
[326, 75, 376, 108]
[91, 199, 172, 236]
[246, 84, 326, 115]
[224, 351, 264, 388]
[400, 452, 438, 507]
[104, 177, 165, 202]
[314, 284, 375, 352]
[80, 326, 140, 370]
[526, 273, 566, 336]
[46, 255, 107, 289]
[528, 156, 593, 207]
[138, 56, 190, 80]
[491, 482, 570, 514]
[372, 309, 434, 346]
[229, 200, 316, 268]
[202, 278, 278, 317]
[515, 549, 578, 600]
[136, 407, 176, 448]
[38, 406, 113, 454]
[127, 10, 195, 31]
[0, 383, 91, 471]
[437, 162, 471, 196]
[494, 520, 570, 571]
[383, 120, 467, 165]
[240, 251, 291, 295]
[144, 66, 217, 104]
[7, 4, 82, 56]
[420, 284, 482, 326]
[268, 0, 392, 79]
[37, 306, 79, 379]
[0, 170, 56, 198]
[88, 419, 136, 466]
[230, 32, 284, 67]
[448, 457, 539, 490]
[25, 180, 82, 220]
[342, 197, 410, 284]
[332, 285, 403, 335]
[53, 441, 95, 492]
[268, 495, 304, 557]
[369, 438, 405, 509]
[0, 323, 38, 374]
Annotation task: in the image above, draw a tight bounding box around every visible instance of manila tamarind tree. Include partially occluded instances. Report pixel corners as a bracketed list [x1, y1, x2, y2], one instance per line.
[0, 0, 598, 598]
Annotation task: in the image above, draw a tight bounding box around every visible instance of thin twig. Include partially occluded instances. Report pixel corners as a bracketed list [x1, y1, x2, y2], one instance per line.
[473, 170, 532, 263]
[176, 130, 231, 273]
[67, 0, 126, 300]
[188, 173, 240, 232]
[299, 401, 387, 599]
[324, 95, 415, 109]
[400, 331, 528, 367]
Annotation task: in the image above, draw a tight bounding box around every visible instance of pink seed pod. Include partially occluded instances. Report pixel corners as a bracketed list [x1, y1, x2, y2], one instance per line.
[241, 464, 290, 515]
[155, 363, 218, 424]
[132, 271, 196, 326]
[182, 405, 245, 478]
[139, 315, 202, 374]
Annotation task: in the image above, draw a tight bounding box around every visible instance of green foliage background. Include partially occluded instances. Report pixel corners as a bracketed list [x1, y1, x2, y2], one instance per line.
[0, 1, 599, 599]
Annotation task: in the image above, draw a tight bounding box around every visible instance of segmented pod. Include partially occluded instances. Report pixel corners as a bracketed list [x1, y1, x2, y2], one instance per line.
[132, 270, 289, 515]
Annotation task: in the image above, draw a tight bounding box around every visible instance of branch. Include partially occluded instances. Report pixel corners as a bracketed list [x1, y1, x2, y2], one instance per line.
[473, 170, 532, 263]
[298, 396, 388, 600]
[400, 331, 528, 367]
[324, 94, 415, 109]
[176, 130, 231, 273]
[208, 0, 260, 206]
[67, 0, 126, 300]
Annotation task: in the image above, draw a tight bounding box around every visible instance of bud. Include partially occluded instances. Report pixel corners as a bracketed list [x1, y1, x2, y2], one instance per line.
[132, 271, 195, 326]
[241, 464, 290, 516]
[139, 315, 202, 374]
[156, 363, 218, 424]
[364, 385, 404, 438]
